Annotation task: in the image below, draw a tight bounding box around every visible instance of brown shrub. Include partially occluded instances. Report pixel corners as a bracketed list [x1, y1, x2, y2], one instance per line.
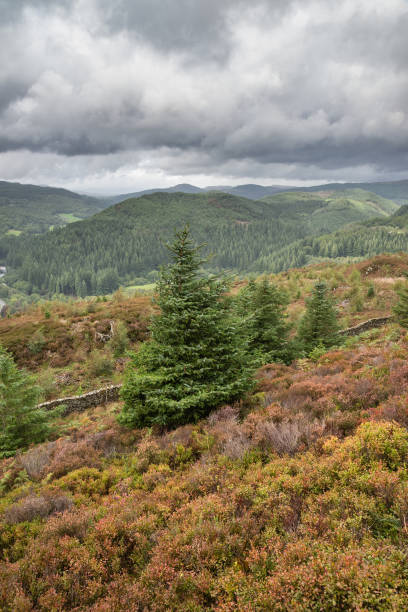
[88, 428, 123, 458]
[46, 439, 102, 478]
[324, 410, 362, 438]
[17, 443, 56, 481]
[336, 377, 386, 411]
[4, 492, 73, 524]
[371, 396, 408, 428]
[253, 418, 320, 455]
[161, 424, 197, 450]
[42, 507, 93, 542]
[207, 405, 240, 426]
[207, 407, 252, 460]
[131, 438, 166, 474]
[221, 425, 252, 460]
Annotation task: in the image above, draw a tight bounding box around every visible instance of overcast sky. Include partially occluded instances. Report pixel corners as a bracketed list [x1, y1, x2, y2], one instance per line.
[0, 0, 407, 194]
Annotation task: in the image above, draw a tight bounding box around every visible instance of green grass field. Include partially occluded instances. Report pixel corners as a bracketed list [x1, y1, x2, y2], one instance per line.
[58, 213, 83, 224]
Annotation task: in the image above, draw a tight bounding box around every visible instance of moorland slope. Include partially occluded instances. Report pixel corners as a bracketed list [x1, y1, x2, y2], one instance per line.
[1, 255, 408, 609]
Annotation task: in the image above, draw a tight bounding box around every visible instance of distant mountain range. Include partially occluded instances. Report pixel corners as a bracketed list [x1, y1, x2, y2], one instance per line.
[103, 179, 408, 205]
[102, 183, 291, 205]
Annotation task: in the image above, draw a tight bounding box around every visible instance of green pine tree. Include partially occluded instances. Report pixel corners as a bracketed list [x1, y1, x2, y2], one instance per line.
[237, 278, 295, 364]
[119, 227, 255, 428]
[0, 347, 57, 457]
[297, 281, 340, 353]
[393, 282, 408, 328]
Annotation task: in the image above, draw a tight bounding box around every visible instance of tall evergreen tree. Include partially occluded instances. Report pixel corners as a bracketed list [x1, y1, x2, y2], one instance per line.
[297, 281, 340, 353]
[236, 278, 295, 364]
[393, 282, 408, 328]
[119, 227, 255, 428]
[0, 346, 56, 456]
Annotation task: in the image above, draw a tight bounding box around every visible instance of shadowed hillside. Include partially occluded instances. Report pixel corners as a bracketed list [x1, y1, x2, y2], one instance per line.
[0, 181, 108, 241]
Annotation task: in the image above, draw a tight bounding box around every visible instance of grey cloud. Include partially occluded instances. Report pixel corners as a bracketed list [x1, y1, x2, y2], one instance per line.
[0, 0, 407, 190]
[98, 0, 289, 60]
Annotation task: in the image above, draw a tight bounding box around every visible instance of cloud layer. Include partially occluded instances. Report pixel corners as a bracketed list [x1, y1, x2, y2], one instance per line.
[0, 0, 407, 192]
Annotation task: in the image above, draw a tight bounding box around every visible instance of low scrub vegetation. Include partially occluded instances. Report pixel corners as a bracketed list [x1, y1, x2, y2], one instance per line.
[1, 249, 408, 608]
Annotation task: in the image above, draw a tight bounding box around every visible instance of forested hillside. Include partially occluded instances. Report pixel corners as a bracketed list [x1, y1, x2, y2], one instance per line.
[3, 189, 398, 296]
[298, 179, 408, 205]
[256, 204, 408, 273]
[0, 181, 107, 239]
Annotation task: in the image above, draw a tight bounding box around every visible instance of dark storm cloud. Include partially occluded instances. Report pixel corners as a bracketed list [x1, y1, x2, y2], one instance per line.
[0, 0, 407, 190]
[97, 0, 290, 61]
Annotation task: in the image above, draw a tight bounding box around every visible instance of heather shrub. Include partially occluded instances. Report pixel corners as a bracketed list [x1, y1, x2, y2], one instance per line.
[46, 438, 102, 478]
[252, 418, 324, 455]
[346, 421, 408, 470]
[87, 349, 114, 377]
[142, 463, 172, 490]
[42, 507, 93, 542]
[129, 437, 168, 474]
[372, 396, 408, 427]
[258, 543, 408, 611]
[56, 467, 115, 499]
[0, 520, 43, 563]
[4, 492, 73, 525]
[17, 443, 55, 481]
[220, 423, 252, 460]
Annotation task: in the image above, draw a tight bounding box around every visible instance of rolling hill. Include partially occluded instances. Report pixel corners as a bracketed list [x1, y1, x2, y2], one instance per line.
[3, 188, 398, 296]
[296, 179, 408, 205]
[0, 181, 108, 239]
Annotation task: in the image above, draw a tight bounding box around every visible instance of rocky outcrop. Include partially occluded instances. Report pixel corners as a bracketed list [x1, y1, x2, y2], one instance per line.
[38, 384, 122, 415]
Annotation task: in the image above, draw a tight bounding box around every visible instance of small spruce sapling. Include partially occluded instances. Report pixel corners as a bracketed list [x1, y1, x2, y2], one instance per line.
[394, 282, 408, 328]
[236, 278, 295, 364]
[297, 281, 340, 354]
[0, 346, 59, 457]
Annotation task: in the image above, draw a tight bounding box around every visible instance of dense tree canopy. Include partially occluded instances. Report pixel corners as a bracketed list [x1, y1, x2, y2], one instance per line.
[2, 189, 401, 297]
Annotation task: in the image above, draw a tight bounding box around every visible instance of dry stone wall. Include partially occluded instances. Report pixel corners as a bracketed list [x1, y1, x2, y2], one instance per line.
[338, 316, 393, 337]
[37, 316, 394, 415]
[38, 384, 122, 415]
